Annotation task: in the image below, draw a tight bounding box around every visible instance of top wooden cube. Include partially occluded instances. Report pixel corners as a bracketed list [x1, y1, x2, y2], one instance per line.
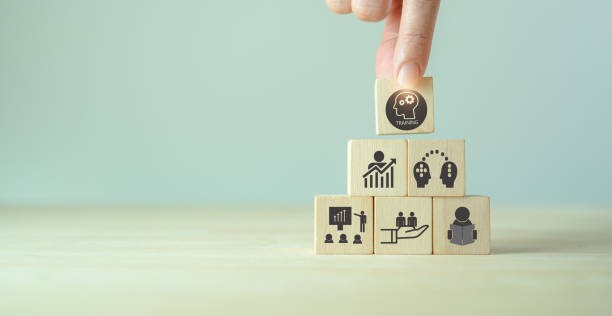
[375, 78, 434, 135]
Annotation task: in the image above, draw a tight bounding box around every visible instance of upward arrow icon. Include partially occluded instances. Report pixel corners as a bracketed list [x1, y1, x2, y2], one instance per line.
[362, 159, 397, 177]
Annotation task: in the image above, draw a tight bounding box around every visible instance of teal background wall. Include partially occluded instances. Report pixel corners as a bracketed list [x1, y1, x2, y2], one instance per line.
[1, 0, 610, 205]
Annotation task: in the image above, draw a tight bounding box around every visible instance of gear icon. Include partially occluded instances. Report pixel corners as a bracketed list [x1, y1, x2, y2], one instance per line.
[404, 95, 415, 105]
[399, 95, 416, 106]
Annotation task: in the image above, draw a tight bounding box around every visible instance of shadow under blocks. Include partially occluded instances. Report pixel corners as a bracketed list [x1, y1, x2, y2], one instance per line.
[314, 78, 490, 255]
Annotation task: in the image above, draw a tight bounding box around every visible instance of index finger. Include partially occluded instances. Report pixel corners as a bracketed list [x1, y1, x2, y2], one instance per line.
[394, 0, 440, 86]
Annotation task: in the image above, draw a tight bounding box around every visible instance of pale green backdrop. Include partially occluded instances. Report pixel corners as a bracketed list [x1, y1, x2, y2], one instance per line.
[1, 0, 610, 205]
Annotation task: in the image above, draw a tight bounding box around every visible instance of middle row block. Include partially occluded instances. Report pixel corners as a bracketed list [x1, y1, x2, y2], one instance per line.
[348, 139, 466, 197]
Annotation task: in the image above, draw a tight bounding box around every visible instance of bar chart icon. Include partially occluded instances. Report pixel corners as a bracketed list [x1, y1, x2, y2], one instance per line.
[363, 158, 396, 189]
[329, 207, 352, 230]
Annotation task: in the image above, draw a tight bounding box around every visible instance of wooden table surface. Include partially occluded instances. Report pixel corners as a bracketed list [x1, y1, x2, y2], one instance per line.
[1, 206, 610, 315]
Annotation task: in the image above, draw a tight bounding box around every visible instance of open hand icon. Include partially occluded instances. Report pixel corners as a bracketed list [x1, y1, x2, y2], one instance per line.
[380, 224, 429, 244]
[398, 225, 429, 239]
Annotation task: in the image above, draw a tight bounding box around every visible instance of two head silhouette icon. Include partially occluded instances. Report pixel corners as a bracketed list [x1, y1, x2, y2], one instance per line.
[413, 159, 457, 188]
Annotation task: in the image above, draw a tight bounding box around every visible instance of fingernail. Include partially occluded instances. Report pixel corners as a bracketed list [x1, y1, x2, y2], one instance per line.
[397, 63, 421, 87]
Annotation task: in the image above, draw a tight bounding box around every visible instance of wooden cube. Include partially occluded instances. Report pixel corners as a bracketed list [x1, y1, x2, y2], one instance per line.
[374, 197, 432, 254]
[348, 140, 408, 197]
[407, 139, 465, 196]
[433, 196, 490, 255]
[314, 195, 373, 254]
[375, 77, 434, 135]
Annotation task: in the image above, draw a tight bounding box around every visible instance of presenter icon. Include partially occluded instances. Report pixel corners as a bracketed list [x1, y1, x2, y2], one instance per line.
[354, 211, 367, 233]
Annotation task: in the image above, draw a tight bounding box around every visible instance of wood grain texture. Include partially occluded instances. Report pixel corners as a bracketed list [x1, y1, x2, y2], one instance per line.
[375, 77, 434, 135]
[374, 197, 432, 254]
[407, 139, 465, 196]
[0, 206, 610, 315]
[433, 196, 491, 255]
[314, 195, 373, 254]
[348, 139, 408, 196]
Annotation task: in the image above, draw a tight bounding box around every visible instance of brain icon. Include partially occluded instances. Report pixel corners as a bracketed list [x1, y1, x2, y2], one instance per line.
[393, 91, 420, 120]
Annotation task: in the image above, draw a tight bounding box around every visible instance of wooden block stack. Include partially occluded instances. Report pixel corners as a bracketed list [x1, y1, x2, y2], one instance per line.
[315, 78, 491, 255]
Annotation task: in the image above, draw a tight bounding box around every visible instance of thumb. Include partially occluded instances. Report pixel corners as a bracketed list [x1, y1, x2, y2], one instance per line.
[394, 0, 440, 87]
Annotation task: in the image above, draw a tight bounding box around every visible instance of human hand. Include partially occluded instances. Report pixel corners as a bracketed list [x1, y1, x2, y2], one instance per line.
[325, 0, 441, 86]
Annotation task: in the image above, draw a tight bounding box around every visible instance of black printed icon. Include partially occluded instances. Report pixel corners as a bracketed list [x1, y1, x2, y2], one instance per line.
[407, 212, 417, 228]
[440, 161, 457, 188]
[448, 207, 477, 245]
[339, 234, 348, 243]
[414, 150, 457, 188]
[363, 150, 396, 189]
[380, 211, 429, 244]
[326, 207, 367, 246]
[413, 161, 431, 188]
[385, 89, 427, 131]
[354, 211, 367, 233]
[329, 207, 352, 230]
[395, 211, 406, 227]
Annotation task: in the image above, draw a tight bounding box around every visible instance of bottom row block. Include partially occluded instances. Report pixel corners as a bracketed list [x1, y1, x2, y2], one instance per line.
[314, 195, 490, 255]
[375, 197, 432, 254]
[314, 196, 374, 255]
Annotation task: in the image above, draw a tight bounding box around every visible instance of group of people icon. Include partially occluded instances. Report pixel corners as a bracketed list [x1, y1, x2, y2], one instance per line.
[395, 211, 418, 229]
[324, 233, 362, 244]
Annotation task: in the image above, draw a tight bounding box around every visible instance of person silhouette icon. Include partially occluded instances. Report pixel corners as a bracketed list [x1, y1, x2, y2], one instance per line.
[368, 151, 387, 170]
[407, 211, 417, 228]
[354, 211, 367, 233]
[324, 234, 333, 243]
[396, 211, 406, 228]
[413, 161, 431, 188]
[353, 234, 362, 244]
[440, 161, 458, 188]
[448, 206, 477, 245]
[339, 234, 348, 243]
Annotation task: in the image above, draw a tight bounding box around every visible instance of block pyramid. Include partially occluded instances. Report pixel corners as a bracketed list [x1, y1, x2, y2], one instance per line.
[314, 78, 491, 255]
